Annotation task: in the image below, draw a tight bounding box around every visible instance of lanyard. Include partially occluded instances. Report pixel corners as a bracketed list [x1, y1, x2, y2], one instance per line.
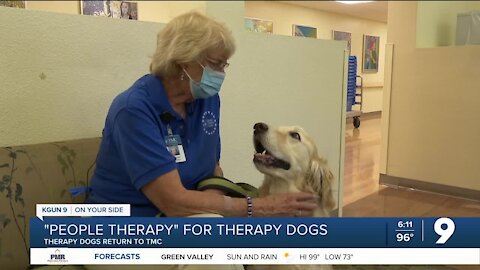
[160, 112, 174, 136]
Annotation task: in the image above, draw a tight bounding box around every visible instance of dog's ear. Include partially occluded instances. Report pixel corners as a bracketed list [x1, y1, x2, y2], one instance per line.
[307, 157, 336, 211]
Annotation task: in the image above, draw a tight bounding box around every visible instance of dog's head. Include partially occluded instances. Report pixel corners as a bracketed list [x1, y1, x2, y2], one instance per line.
[252, 122, 335, 210]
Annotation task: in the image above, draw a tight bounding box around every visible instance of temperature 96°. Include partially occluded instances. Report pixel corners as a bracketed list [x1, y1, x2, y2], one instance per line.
[396, 232, 414, 242]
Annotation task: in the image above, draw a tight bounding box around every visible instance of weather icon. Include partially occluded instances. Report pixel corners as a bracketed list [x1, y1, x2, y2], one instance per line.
[283, 251, 295, 263]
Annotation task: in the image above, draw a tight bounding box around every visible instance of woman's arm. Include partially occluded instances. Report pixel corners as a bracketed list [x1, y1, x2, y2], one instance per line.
[141, 169, 318, 217]
[214, 162, 223, 177]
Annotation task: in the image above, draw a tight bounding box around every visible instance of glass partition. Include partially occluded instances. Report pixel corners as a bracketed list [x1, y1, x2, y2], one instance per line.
[416, 1, 480, 48]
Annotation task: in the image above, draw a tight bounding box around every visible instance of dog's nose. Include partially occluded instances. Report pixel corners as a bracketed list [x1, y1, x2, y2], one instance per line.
[254, 122, 268, 135]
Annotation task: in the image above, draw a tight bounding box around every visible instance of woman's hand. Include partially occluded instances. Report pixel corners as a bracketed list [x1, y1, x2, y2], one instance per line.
[253, 192, 318, 217]
[142, 169, 318, 217]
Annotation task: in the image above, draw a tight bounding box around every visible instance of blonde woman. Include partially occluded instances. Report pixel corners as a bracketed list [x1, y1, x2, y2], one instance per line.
[88, 10, 317, 218]
[85, 13, 318, 269]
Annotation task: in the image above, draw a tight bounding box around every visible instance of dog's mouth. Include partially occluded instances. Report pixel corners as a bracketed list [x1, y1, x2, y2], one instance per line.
[253, 139, 291, 170]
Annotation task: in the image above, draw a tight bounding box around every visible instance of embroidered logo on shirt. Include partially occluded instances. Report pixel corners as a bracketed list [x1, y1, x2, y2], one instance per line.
[202, 111, 217, 135]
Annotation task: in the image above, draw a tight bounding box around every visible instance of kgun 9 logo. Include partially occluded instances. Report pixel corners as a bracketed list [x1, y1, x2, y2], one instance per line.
[434, 217, 455, 244]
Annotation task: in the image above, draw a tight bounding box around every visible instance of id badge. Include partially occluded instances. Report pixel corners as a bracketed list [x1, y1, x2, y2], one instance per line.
[165, 135, 186, 163]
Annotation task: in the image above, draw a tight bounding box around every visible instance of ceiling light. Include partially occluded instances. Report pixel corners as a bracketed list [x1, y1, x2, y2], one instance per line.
[336, 1, 373, 4]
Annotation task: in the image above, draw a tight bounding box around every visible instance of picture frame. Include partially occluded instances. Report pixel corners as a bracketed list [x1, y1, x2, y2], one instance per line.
[81, 0, 110, 17]
[362, 34, 380, 73]
[332, 30, 352, 52]
[292, 24, 317, 38]
[0, 0, 26, 8]
[81, 1, 138, 20]
[244, 17, 273, 34]
[119, 1, 137, 20]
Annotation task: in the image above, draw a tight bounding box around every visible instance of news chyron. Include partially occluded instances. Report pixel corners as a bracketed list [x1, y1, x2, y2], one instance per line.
[31, 204, 480, 265]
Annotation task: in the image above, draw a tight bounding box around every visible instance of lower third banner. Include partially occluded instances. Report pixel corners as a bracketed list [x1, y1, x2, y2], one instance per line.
[30, 217, 480, 265]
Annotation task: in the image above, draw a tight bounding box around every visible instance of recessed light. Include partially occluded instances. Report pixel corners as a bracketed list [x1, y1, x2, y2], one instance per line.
[336, 1, 373, 4]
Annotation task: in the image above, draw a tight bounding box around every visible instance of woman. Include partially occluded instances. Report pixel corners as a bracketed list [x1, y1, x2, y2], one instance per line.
[86, 12, 318, 218]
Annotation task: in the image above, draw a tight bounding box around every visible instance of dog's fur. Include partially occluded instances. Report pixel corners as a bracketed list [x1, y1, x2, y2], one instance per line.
[249, 123, 335, 270]
[253, 123, 335, 215]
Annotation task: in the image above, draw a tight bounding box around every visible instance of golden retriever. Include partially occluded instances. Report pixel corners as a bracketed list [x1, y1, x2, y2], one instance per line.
[248, 122, 335, 270]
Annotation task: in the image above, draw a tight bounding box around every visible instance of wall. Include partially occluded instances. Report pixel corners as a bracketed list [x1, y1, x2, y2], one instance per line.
[22, 0, 381, 113]
[137, 1, 205, 23]
[25, 1, 206, 23]
[0, 6, 162, 147]
[416, 1, 480, 48]
[207, 1, 347, 212]
[384, 2, 480, 191]
[0, 7, 164, 268]
[245, 1, 387, 113]
[26, 0, 79, 14]
[1, 2, 346, 210]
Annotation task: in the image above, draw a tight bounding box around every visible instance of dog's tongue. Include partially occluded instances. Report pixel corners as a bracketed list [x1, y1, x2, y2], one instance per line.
[253, 153, 291, 170]
[254, 153, 275, 164]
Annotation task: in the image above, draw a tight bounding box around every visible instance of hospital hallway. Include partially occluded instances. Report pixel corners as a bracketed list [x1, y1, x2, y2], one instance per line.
[342, 113, 480, 217]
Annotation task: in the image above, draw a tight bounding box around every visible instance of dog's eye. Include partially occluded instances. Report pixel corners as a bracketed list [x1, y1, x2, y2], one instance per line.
[289, 132, 301, 141]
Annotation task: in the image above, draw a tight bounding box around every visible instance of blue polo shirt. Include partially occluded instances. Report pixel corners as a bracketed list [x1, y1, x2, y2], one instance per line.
[87, 74, 221, 216]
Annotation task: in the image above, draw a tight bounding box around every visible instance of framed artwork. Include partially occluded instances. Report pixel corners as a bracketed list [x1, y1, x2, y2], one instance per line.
[244, 17, 273, 34]
[362, 34, 380, 73]
[119, 1, 137, 20]
[0, 0, 26, 8]
[292, 24, 317, 38]
[81, 1, 138, 20]
[332, 30, 352, 52]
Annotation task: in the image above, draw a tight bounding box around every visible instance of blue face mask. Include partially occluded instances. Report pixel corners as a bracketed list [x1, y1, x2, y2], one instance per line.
[183, 63, 226, 99]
